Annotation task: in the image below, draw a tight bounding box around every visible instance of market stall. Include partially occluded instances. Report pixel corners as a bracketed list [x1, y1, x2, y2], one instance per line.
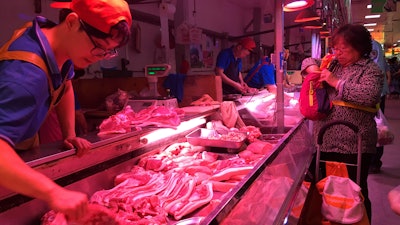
[0, 93, 314, 225]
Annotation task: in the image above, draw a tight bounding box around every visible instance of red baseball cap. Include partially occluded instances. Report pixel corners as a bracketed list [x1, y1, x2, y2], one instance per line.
[62, 0, 133, 34]
[238, 37, 256, 51]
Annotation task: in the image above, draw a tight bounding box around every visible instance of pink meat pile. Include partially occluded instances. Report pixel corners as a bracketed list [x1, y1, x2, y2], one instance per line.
[239, 126, 262, 143]
[98, 105, 185, 135]
[41, 204, 121, 225]
[41, 141, 275, 225]
[93, 142, 275, 224]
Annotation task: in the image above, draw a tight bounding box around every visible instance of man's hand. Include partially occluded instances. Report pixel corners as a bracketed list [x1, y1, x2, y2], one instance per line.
[231, 82, 246, 93]
[63, 137, 92, 156]
[47, 186, 89, 221]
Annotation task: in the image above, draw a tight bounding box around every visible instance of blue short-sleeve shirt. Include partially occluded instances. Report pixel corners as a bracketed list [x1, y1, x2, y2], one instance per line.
[0, 16, 74, 146]
[246, 61, 276, 89]
[216, 47, 242, 73]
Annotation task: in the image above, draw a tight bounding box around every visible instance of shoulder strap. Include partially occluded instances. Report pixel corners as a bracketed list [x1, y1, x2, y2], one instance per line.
[245, 62, 266, 83]
[0, 51, 49, 75]
[332, 100, 379, 113]
[0, 23, 56, 102]
[0, 22, 50, 78]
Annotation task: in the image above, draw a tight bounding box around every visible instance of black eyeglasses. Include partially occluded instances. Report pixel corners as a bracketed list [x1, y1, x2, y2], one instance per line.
[79, 20, 118, 59]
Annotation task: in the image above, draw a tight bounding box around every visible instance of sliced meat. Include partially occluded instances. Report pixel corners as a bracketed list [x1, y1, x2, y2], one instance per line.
[209, 166, 253, 182]
[210, 180, 238, 193]
[172, 182, 214, 220]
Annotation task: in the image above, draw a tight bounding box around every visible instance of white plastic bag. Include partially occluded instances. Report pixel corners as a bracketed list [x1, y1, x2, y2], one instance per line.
[375, 109, 394, 146]
[318, 175, 364, 224]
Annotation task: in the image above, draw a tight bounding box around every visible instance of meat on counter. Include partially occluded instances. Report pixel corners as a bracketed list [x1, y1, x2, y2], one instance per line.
[41, 139, 275, 224]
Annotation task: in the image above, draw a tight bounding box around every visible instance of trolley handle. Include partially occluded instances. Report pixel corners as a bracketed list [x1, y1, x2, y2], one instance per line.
[317, 120, 359, 145]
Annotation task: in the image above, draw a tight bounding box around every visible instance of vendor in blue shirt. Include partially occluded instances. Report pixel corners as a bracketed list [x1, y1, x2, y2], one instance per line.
[245, 56, 277, 94]
[0, 0, 131, 220]
[215, 37, 256, 95]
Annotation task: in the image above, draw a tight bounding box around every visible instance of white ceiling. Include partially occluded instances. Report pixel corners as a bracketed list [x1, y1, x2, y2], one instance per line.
[226, 0, 399, 51]
[351, 0, 400, 48]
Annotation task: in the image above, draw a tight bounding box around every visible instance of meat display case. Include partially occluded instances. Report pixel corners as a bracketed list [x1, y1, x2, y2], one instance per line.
[0, 104, 315, 225]
[201, 119, 314, 225]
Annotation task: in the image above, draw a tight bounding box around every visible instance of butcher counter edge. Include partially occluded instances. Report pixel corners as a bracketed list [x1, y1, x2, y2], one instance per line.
[0, 106, 219, 214]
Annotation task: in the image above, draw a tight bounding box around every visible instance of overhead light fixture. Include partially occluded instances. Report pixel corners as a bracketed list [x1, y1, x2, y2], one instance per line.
[320, 34, 330, 39]
[284, 0, 314, 12]
[294, 8, 320, 22]
[50, 0, 71, 8]
[319, 26, 329, 34]
[365, 15, 381, 19]
[367, 4, 372, 9]
[367, 28, 374, 32]
[302, 20, 323, 29]
[364, 23, 377, 27]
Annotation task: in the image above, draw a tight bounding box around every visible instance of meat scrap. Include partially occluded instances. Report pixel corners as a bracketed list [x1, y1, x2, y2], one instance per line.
[98, 106, 135, 135]
[190, 94, 220, 106]
[239, 126, 262, 143]
[98, 105, 184, 135]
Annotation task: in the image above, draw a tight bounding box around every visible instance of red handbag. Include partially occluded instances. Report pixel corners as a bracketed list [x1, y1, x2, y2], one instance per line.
[299, 72, 332, 120]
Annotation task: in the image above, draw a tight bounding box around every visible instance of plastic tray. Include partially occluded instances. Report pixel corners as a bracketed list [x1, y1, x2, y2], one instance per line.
[186, 128, 246, 149]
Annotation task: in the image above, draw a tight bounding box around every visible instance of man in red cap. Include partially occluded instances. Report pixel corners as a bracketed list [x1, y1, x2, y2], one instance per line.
[215, 37, 256, 95]
[0, 0, 131, 221]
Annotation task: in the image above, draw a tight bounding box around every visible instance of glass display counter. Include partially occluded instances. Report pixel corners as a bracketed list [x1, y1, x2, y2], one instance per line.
[0, 106, 314, 225]
[201, 119, 314, 225]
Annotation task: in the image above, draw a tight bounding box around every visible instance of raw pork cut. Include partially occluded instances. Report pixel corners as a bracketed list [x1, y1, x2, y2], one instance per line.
[41, 204, 120, 225]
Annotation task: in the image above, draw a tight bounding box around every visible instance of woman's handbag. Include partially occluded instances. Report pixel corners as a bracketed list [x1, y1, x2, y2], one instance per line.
[299, 56, 338, 121]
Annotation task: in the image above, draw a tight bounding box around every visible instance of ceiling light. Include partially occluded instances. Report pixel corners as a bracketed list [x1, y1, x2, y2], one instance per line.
[365, 15, 381, 19]
[364, 23, 377, 27]
[367, 4, 372, 9]
[367, 29, 374, 32]
[294, 8, 320, 22]
[50, 0, 71, 8]
[284, 0, 314, 12]
[303, 20, 323, 29]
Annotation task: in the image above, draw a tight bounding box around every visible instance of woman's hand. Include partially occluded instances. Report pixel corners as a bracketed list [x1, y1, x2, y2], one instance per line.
[320, 69, 339, 88]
